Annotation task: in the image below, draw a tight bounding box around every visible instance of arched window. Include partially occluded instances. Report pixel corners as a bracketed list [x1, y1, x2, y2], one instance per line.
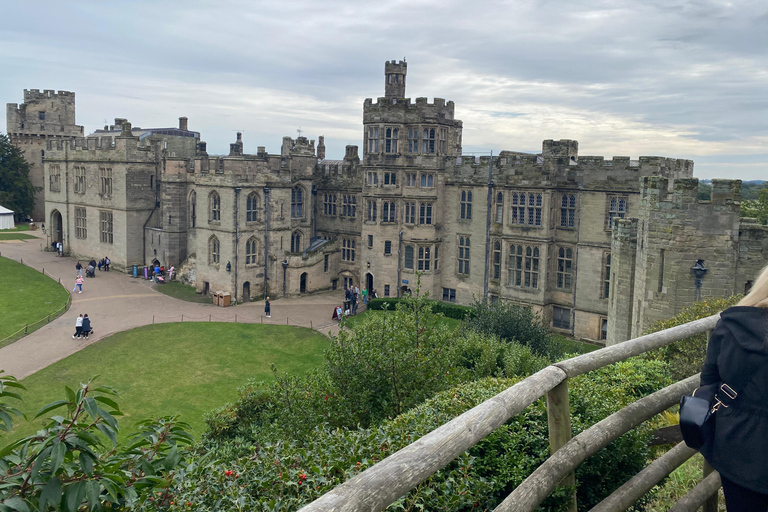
[495, 192, 503, 223]
[245, 237, 258, 265]
[493, 241, 501, 279]
[291, 187, 304, 218]
[385, 128, 399, 153]
[383, 201, 396, 222]
[557, 247, 573, 290]
[291, 231, 302, 253]
[247, 192, 259, 222]
[189, 190, 196, 228]
[209, 236, 220, 265]
[209, 191, 220, 222]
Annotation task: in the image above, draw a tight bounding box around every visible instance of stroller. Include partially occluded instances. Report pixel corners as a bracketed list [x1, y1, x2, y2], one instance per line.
[85, 265, 96, 278]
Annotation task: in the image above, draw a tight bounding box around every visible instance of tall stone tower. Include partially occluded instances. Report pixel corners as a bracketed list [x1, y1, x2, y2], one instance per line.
[384, 60, 407, 100]
[6, 89, 84, 221]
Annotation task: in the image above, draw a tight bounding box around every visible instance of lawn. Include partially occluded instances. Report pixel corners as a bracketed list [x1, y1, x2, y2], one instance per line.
[0, 224, 30, 232]
[154, 280, 213, 303]
[0, 257, 70, 345]
[0, 233, 36, 240]
[4, 323, 329, 442]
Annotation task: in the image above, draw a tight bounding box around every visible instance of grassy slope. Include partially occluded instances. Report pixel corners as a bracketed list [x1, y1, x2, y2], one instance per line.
[6, 323, 329, 442]
[153, 281, 213, 303]
[0, 257, 69, 342]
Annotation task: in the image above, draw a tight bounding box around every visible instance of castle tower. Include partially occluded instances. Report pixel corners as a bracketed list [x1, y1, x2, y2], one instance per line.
[6, 90, 84, 221]
[384, 60, 407, 99]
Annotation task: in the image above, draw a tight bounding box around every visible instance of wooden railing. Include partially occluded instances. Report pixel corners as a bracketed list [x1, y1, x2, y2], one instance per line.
[299, 314, 722, 512]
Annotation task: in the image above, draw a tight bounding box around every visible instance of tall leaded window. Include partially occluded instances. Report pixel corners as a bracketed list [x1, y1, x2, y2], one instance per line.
[75, 208, 87, 239]
[603, 253, 612, 299]
[509, 244, 523, 286]
[524, 246, 540, 288]
[342, 238, 356, 261]
[607, 195, 627, 229]
[385, 128, 399, 153]
[99, 167, 112, 196]
[323, 194, 337, 215]
[49, 165, 61, 192]
[367, 200, 377, 222]
[209, 236, 220, 264]
[404, 245, 414, 269]
[438, 128, 447, 154]
[553, 306, 571, 330]
[557, 247, 573, 290]
[419, 202, 432, 224]
[422, 128, 436, 153]
[383, 171, 397, 185]
[291, 231, 302, 253]
[368, 127, 379, 153]
[209, 192, 221, 222]
[510, 192, 542, 226]
[291, 186, 304, 218]
[408, 129, 418, 153]
[527, 193, 543, 225]
[495, 192, 503, 223]
[493, 241, 501, 279]
[343, 194, 356, 217]
[247, 193, 259, 222]
[74, 166, 86, 194]
[189, 190, 196, 228]
[561, 194, 576, 228]
[99, 211, 113, 244]
[460, 190, 473, 220]
[418, 246, 431, 271]
[434, 245, 439, 270]
[246, 237, 258, 265]
[420, 173, 434, 187]
[404, 201, 416, 224]
[511, 193, 525, 224]
[406, 172, 417, 186]
[458, 236, 470, 275]
[383, 201, 396, 222]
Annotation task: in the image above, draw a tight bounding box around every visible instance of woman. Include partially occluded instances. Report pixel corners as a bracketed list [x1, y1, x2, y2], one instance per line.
[80, 314, 92, 339]
[700, 264, 768, 511]
[264, 297, 271, 319]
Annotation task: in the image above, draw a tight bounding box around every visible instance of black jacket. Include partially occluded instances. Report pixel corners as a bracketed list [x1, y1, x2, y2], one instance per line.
[81, 317, 91, 332]
[699, 306, 768, 493]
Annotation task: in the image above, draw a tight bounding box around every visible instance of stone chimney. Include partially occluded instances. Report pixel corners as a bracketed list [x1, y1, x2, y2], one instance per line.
[179, 117, 188, 131]
[317, 135, 326, 160]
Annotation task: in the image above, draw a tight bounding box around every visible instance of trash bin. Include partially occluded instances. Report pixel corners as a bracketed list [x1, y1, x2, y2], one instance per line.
[220, 293, 231, 307]
[212, 291, 221, 306]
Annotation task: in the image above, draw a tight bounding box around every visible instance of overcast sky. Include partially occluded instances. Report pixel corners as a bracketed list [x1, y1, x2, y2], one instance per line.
[3, 0, 767, 180]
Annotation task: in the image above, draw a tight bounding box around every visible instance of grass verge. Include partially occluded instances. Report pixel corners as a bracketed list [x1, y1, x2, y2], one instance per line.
[153, 280, 213, 303]
[0, 224, 30, 232]
[4, 322, 329, 443]
[0, 233, 37, 240]
[0, 257, 70, 345]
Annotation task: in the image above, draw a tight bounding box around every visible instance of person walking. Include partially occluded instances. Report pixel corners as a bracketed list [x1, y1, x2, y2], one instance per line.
[362, 287, 368, 304]
[80, 314, 92, 339]
[72, 314, 83, 339]
[57, 242, 63, 256]
[98, 259, 103, 271]
[73, 274, 84, 294]
[104, 257, 111, 271]
[75, 261, 83, 277]
[699, 264, 768, 511]
[264, 296, 271, 318]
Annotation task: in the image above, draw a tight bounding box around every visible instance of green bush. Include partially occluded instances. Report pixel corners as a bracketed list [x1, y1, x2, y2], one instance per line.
[644, 295, 741, 381]
[366, 297, 475, 320]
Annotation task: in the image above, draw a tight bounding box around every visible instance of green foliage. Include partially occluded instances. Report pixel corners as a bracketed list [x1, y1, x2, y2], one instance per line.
[697, 181, 712, 200]
[0, 377, 193, 511]
[463, 299, 561, 359]
[0, 372, 25, 435]
[0, 134, 37, 221]
[644, 295, 741, 380]
[365, 297, 475, 320]
[740, 188, 768, 225]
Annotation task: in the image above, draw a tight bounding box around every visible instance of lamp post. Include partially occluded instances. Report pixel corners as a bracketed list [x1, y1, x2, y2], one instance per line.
[691, 259, 707, 302]
[282, 259, 288, 298]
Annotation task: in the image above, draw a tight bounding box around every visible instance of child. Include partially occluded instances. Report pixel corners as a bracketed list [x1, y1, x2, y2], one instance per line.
[73, 274, 84, 294]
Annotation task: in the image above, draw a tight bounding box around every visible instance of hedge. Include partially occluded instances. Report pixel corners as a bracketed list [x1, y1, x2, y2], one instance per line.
[366, 297, 475, 320]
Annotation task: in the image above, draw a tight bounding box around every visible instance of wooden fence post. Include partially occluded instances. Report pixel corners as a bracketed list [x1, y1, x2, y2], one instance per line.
[547, 380, 577, 512]
[702, 329, 719, 512]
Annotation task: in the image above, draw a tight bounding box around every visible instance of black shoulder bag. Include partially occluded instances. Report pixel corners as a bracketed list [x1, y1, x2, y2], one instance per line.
[680, 358, 768, 450]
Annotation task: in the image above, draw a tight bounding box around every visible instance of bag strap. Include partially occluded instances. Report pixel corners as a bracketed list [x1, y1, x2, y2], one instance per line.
[715, 353, 768, 410]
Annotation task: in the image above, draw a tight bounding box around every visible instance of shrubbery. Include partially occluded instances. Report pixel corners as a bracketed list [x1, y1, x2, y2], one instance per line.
[366, 297, 475, 320]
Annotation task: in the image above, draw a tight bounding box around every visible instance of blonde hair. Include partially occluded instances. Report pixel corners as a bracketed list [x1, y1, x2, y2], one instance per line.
[737, 264, 768, 308]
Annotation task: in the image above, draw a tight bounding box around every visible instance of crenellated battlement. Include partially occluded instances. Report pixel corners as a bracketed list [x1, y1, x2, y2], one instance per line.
[23, 89, 75, 102]
[363, 97, 456, 119]
[640, 176, 741, 209]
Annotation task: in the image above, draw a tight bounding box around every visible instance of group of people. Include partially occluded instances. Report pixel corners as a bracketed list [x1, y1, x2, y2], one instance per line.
[344, 285, 376, 315]
[72, 314, 93, 339]
[72, 257, 110, 293]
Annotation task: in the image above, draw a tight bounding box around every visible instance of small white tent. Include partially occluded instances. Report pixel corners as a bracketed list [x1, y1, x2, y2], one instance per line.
[0, 206, 15, 230]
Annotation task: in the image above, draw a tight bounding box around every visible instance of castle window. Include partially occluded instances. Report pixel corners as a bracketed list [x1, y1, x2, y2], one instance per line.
[74, 166, 86, 194]
[209, 235, 220, 265]
[342, 194, 356, 217]
[406, 172, 417, 186]
[99, 211, 113, 244]
[342, 238, 356, 262]
[383, 171, 397, 185]
[458, 236, 470, 276]
[75, 208, 87, 239]
[422, 128, 436, 153]
[603, 253, 612, 299]
[324, 254, 329, 273]
[442, 288, 456, 302]
[434, 246, 439, 270]
[561, 194, 576, 228]
[495, 192, 503, 223]
[419, 202, 432, 224]
[528, 193, 543, 225]
[404, 245, 414, 269]
[557, 247, 573, 290]
[323, 193, 337, 216]
[367, 200, 377, 222]
[383, 201, 396, 222]
[493, 241, 501, 279]
[404, 201, 416, 224]
[420, 173, 434, 187]
[367, 127, 379, 154]
[367, 172, 379, 186]
[245, 237, 258, 265]
[607, 195, 627, 229]
[247, 193, 260, 222]
[99, 167, 112, 197]
[38, 111, 45, 121]
[291, 231, 302, 253]
[384, 285, 390, 297]
[384, 240, 392, 255]
[601, 318, 608, 341]
[291, 186, 304, 218]
[553, 306, 571, 330]
[510, 192, 542, 226]
[49, 165, 61, 192]
[460, 190, 473, 220]
[509, 244, 522, 286]
[189, 190, 196, 228]
[408, 129, 419, 153]
[209, 191, 221, 222]
[368, 235, 373, 248]
[418, 246, 431, 271]
[385, 128, 399, 153]
[438, 128, 448, 154]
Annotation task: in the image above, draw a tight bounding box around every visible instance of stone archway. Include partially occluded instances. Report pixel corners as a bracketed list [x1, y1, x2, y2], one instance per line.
[300, 272, 308, 294]
[242, 281, 250, 302]
[50, 210, 63, 243]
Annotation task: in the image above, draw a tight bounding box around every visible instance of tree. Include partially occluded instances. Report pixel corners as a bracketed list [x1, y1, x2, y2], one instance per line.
[0, 134, 38, 221]
[740, 188, 768, 225]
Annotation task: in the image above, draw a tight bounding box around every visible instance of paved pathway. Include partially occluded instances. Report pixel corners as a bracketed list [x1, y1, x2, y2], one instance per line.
[0, 231, 349, 380]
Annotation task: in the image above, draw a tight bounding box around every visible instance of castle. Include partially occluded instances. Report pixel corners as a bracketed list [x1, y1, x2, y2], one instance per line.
[7, 62, 767, 343]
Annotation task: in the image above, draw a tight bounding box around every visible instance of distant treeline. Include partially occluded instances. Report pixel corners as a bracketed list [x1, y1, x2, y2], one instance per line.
[698, 180, 768, 200]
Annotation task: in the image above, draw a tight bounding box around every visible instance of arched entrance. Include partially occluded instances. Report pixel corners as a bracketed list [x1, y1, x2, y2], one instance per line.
[365, 273, 374, 295]
[242, 282, 250, 302]
[300, 272, 308, 294]
[50, 210, 63, 243]
[401, 285, 411, 297]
